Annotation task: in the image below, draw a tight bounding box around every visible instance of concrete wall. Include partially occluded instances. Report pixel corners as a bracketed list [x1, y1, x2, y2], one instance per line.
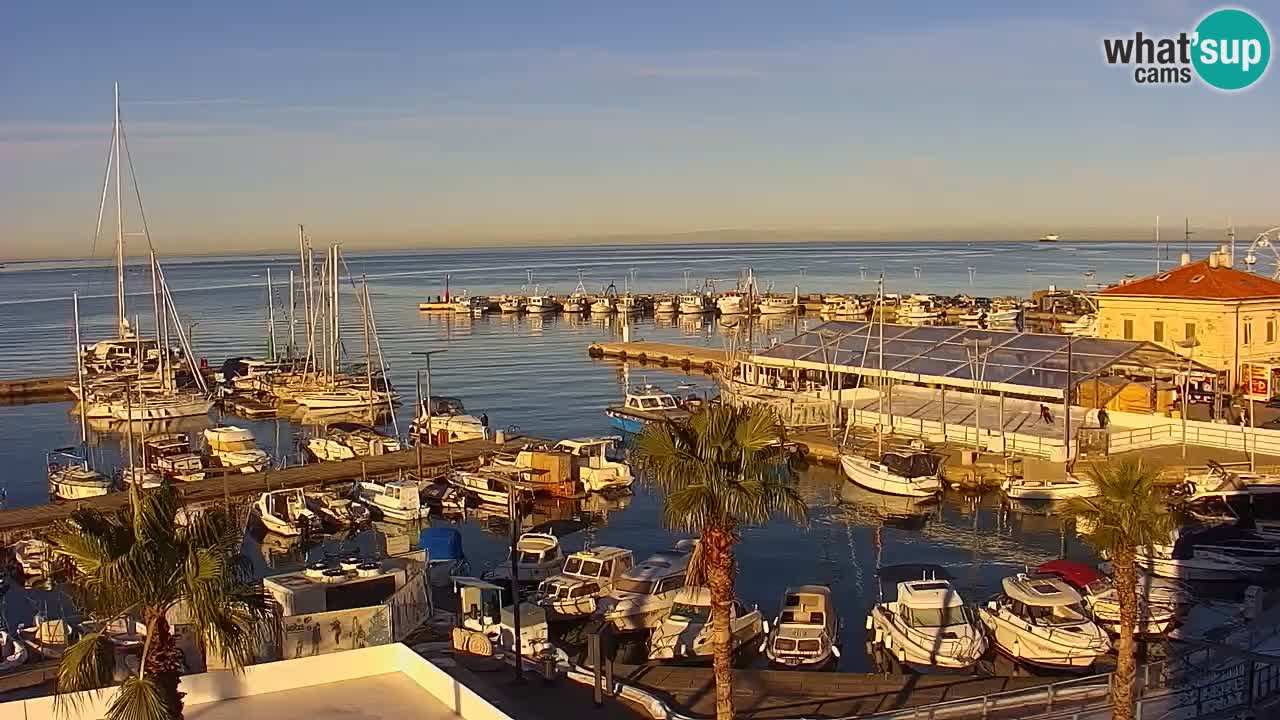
[6, 644, 513, 720]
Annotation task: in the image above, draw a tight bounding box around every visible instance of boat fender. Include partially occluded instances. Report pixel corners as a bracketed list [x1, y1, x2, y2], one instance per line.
[761, 620, 770, 634]
[897, 647, 906, 664]
[831, 645, 841, 658]
[1012, 639, 1020, 658]
[865, 615, 873, 630]
[873, 628, 883, 645]
[883, 634, 892, 650]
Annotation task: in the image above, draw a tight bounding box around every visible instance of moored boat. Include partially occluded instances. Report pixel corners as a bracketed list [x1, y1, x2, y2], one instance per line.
[839, 451, 942, 498]
[256, 488, 322, 536]
[977, 574, 1111, 670]
[648, 586, 764, 663]
[536, 545, 634, 618]
[1002, 475, 1098, 502]
[867, 565, 986, 671]
[595, 542, 695, 631]
[765, 585, 842, 669]
[47, 449, 112, 501]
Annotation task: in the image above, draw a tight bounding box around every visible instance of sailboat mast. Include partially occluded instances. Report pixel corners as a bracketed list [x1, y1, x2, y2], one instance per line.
[149, 251, 166, 390]
[289, 269, 296, 358]
[73, 293, 88, 447]
[877, 274, 885, 457]
[114, 82, 127, 337]
[363, 278, 372, 417]
[267, 267, 277, 361]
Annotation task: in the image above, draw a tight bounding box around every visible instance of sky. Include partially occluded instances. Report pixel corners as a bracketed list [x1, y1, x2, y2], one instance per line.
[2, 1, 1278, 259]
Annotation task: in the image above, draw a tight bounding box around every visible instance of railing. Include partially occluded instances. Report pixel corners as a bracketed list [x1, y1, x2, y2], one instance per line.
[846, 672, 1111, 720]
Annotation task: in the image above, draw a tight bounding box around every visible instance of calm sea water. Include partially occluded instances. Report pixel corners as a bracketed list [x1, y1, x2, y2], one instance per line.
[0, 240, 1223, 671]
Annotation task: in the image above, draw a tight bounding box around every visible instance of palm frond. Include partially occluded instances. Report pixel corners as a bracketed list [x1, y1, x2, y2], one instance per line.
[106, 675, 171, 720]
[54, 631, 117, 708]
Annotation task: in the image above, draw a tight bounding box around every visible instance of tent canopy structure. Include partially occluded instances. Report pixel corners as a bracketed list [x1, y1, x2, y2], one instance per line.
[750, 321, 1217, 401]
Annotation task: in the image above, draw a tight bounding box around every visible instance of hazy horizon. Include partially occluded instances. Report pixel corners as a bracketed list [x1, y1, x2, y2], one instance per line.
[4, 1, 1277, 261]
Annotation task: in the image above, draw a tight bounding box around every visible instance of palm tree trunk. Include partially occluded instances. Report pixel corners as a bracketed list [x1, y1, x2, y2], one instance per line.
[144, 611, 187, 719]
[1111, 548, 1138, 720]
[704, 524, 736, 720]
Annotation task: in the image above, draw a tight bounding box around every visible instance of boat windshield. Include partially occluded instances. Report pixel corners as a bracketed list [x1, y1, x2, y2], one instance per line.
[904, 605, 968, 628]
[518, 550, 545, 564]
[670, 602, 710, 624]
[658, 396, 678, 409]
[564, 557, 602, 577]
[614, 578, 657, 594]
[216, 439, 257, 452]
[1084, 579, 1112, 596]
[1027, 602, 1088, 626]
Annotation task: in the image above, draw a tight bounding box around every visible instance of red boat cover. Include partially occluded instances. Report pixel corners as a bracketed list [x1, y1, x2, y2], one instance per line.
[1036, 560, 1102, 589]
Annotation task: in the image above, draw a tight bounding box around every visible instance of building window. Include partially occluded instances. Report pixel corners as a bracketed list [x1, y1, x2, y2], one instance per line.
[1269, 319, 1276, 344]
[1123, 319, 1134, 340]
[1185, 322, 1196, 341]
[1244, 322, 1253, 346]
[1153, 321, 1164, 343]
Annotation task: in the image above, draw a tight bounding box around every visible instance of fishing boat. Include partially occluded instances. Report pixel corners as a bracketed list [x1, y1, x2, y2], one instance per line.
[1035, 561, 1178, 637]
[654, 295, 678, 314]
[256, 488, 321, 536]
[553, 437, 634, 493]
[306, 491, 371, 527]
[648, 587, 764, 663]
[764, 585, 842, 669]
[821, 296, 867, 318]
[840, 451, 943, 498]
[203, 426, 271, 473]
[867, 565, 986, 671]
[352, 479, 426, 522]
[606, 384, 689, 434]
[590, 295, 616, 314]
[678, 293, 714, 314]
[595, 542, 695, 631]
[757, 295, 796, 315]
[536, 546, 635, 617]
[897, 295, 942, 323]
[420, 527, 471, 586]
[497, 295, 525, 313]
[526, 291, 559, 314]
[484, 532, 565, 586]
[958, 306, 986, 326]
[306, 422, 402, 461]
[563, 278, 592, 313]
[144, 433, 205, 482]
[47, 449, 112, 500]
[616, 294, 642, 315]
[1002, 475, 1098, 501]
[409, 396, 487, 444]
[977, 574, 1111, 670]
[716, 292, 748, 315]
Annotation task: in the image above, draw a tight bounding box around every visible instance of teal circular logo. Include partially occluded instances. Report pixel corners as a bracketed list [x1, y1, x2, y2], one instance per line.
[1193, 8, 1271, 91]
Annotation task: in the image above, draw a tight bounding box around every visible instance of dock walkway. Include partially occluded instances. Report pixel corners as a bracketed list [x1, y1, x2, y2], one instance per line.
[0, 437, 523, 538]
[587, 341, 726, 373]
[0, 375, 73, 404]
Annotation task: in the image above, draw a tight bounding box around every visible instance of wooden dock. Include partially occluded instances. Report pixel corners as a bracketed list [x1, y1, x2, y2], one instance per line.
[0, 437, 524, 539]
[587, 342, 726, 373]
[0, 375, 73, 405]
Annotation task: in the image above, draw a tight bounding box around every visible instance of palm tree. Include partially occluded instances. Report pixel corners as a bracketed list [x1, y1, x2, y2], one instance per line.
[49, 487, 274, 720]
[634, 404, 807, 720]
[1063, 459, 1175, 720]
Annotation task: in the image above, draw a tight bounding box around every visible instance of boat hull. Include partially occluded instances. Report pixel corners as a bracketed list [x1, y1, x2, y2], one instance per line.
[978, 610, 1106, 670]
[868, 609, 986, 670]
[840, 455, 940, 498]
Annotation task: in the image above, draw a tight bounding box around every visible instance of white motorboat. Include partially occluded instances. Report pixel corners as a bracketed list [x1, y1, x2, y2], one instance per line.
[47, 449, 112, 501]
[716, 293, 747, 315]
[305, 491, 371, 526]
[144, 433, 205, 482]
[654, 296, 678, 314]
[484, 532, 565, 586]
[607, 384, 689, 434]
[898, 295, 942, 322]
[1061, 314, 1098, 338]
[10, 539, 53, 578]
[1177, 461, 1280, 519]
[352, 479, 426, 522]
[987, 299, 1023, 325]
[840, 451, 942, 498]
[447, 468, 528, 506]
[306, 422, 402, 461]
[1002, 475, 1098, 501]
[0, 630, 30, 673]
[109, 392, 212, 421]
[868, 565, 987, 670]
[536, 546, 634, 617]
[678, 293, 714, 314]
[498, 295, 525, 313]
[977, 574, 1111, 670]
[410, 396, 487, 444]
[256, 488, 322, 537]
[595, 542, 695, 631]
[1133, 545, 1262, 581]
[203, 426, 271, 473]
[765, 585, 842, 669]
[1036, 561, 1178, 637]
[757, 295, 795, 315]
[958, 307, 986, 326]
[526, 292, 559, 313]
[1171, 524, 1280, 568]
[648, 587, 764, 663]
[553, 437, 634, 493]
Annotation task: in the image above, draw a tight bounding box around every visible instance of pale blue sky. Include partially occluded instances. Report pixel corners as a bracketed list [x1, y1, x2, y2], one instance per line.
[2, 1, 1276, 258]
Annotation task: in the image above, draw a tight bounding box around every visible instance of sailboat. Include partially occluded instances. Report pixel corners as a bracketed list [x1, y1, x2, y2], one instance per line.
[50, 294, 113, 501]
[839, 276, 943, 498]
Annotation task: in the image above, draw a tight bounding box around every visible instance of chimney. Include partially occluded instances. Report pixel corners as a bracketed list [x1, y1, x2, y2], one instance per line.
[1208, 252, 1220, 269]
[1180, 251, 1193, 266]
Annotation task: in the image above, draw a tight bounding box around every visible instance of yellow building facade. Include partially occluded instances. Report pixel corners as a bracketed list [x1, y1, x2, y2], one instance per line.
[1096, 254, 1280, 389]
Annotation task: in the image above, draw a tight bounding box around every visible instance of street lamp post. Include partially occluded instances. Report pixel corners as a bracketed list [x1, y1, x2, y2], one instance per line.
[1175, 337, 1199, 462]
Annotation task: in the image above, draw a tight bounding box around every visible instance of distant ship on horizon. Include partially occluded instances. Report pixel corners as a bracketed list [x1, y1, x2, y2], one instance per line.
[1039, 233, 1060, 243]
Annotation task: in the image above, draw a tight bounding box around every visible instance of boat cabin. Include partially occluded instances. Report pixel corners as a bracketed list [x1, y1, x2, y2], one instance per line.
[767, 585, 839, 666]
[997, 575, 1089, 626]
[623, 385, 680, 413]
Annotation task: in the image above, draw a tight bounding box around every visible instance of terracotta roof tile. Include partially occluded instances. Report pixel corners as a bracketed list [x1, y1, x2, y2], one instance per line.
[1099, 259, 1280, 301]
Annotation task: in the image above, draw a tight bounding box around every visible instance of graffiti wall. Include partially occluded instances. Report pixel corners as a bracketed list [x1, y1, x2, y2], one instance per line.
[281, 605, 392, 660]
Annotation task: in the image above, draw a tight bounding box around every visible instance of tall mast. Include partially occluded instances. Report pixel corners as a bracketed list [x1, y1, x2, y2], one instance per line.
[289, 269, 296, 358]
[877, 274, 885, 457]
[73, 293, 88, 449]
[1154, 215, 1161, 273]
[363, 278, 372, 417]
[267, 267, 277, 361]
[114, 82, 127, 337]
